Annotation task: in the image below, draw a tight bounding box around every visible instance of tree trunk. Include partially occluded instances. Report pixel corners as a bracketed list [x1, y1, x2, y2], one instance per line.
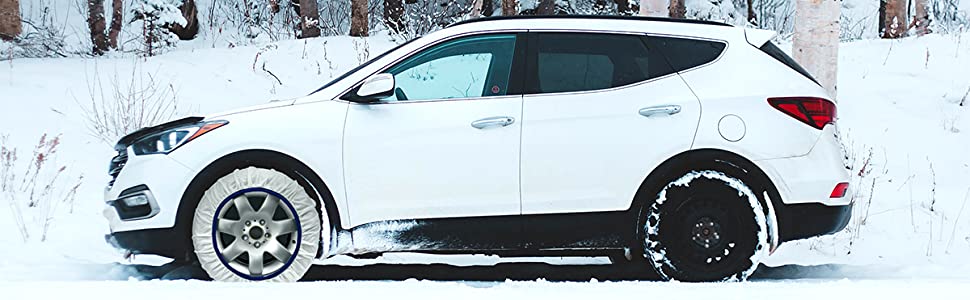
[668, 0, 685, 18]
[384, 0, 405, 33]
[107, 0, 122, 48]
[613, 0, 631, 15]
[502, 0, 517, 15]
[350, 0, 368, 37]
[912, 0, 930, 35]
[299, 0, 321, 38]
[536, 0, 556, 15]
[169, 0, 199, 40]
[879, 0, 908, 38]
[0, 0, 21, 40]
[87, 0, 109, 55]
[482, 0, 493, 16]
[746, 0, 756, 24]
[794, 0, 840, 98]
[639, 0, 667, 17]
[471, 0, 484, 17]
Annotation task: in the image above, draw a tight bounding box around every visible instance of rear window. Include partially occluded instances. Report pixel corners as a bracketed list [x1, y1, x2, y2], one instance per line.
[758, 42, 819, 84]
[644, 36, 726, 72]
[530, 33, 675, 94]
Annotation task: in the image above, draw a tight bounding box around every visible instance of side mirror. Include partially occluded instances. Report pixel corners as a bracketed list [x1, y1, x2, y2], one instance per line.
[355, 73, 395, 102]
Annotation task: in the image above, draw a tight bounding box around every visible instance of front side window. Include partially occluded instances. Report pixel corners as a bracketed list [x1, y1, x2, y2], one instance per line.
[530, 33, 674, 94]
[380, 34, 517, 102]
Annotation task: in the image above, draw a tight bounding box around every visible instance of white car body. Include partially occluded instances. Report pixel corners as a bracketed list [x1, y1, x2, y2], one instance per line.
[103, 17, 851, 272]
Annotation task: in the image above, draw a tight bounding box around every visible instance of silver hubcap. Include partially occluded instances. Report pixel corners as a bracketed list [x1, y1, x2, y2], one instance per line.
[215, 191, 299, 277]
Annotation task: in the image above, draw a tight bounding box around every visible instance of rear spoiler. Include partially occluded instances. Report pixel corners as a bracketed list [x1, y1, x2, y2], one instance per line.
[744, 28, 777, 47]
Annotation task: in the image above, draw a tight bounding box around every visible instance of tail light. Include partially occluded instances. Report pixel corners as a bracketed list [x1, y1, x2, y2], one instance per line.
[768, 97, 837, 130]
[830, 182, 849, 198]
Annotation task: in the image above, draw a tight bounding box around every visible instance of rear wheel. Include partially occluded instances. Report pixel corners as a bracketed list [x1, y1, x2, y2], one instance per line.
[642, 170, 768, 282]
[191, 167, 324, 282]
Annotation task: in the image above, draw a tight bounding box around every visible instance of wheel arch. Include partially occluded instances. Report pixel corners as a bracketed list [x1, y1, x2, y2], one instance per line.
[632, 148, 784, 250]
[172, 149, 342, 260]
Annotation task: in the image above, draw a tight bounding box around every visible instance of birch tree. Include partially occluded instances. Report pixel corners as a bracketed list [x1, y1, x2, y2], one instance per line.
[0, 0, 20, 40]
[639, 0, 667, 17]
[794, 0, 840, 98]
[350, 0, 368, 37]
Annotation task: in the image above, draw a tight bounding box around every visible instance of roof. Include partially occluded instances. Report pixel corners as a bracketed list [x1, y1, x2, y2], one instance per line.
[448, 15, 732, 29]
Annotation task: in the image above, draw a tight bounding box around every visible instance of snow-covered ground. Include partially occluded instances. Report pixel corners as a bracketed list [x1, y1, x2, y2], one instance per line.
[2, 13, 970, 298]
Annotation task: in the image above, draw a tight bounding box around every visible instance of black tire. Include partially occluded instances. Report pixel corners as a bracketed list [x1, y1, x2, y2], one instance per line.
[641, 170, 769, 282]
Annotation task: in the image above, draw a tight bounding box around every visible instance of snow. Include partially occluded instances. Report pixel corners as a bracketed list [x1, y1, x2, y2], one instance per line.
[2, 5, 970, 296]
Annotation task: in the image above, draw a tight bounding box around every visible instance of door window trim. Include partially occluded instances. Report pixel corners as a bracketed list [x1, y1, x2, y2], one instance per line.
[519, 31, 730, 98]
[336, 30, 528, 105]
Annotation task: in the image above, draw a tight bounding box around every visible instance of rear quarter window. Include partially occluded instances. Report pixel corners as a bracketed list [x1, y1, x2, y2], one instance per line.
[644, 36, 726, 72]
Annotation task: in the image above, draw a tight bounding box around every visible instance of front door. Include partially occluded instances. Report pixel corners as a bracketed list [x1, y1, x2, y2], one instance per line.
[343, 33, 525, 226]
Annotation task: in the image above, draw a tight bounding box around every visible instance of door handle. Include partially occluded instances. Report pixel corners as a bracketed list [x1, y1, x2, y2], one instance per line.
[639, 105, 682, 117]
[471, 116, 515, 129]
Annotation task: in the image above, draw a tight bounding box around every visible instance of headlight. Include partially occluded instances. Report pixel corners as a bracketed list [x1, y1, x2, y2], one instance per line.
[131, 120, 228, 155]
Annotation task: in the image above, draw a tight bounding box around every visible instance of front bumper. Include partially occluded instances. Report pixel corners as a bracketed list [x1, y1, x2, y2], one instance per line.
[778, 202, 853, 242]
[105, 228, 189, 259]
[103, 150, 197, 233]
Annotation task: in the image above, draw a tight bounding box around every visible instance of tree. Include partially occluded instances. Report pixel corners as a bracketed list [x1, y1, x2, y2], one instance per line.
[169, 0, 199, 40]
[879, 0, 908, 38]
[794, 0, 839, 98]
[108, 0, 123, 48]
[350, 0, 368, 37]
[536, 0, 556, 15]
[471, 0, 484, 17]
[614, 0, 632, 15]
[668, 0, 685, 18]
[639, 0, 666, 17]
[88, 0, 110, 55]
[384, 0, 405, 33]
[502, 0, 517, 15]
[298, 0, 320, 38]
[0, 0, 21, 40]
[482, 0, 494, 16]
[911, 0, 931, 35]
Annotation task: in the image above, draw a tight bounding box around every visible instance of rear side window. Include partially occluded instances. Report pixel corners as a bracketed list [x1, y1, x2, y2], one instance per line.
[529, 33, 675, 94]
[645, 36, 726, 72]
[758, 42, 819, 84]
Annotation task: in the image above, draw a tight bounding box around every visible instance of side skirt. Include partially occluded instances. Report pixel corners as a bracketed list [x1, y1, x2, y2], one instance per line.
[328, 210, 638, 256]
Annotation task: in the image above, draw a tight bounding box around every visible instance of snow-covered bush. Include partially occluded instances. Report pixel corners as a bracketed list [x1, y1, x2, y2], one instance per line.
[131, 0, 187, 56]
[0, 134, 83, 243]
[929, 0, 969, 34]
[0, 1, 73, 59]
[76, 65, 181, 144]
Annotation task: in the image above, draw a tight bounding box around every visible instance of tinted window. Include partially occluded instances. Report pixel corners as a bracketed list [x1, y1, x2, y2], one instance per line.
[530, 33, 674, 94]
[380, 34, 517, 101]
[758, 42, 819, 84]
[645, 36, 726, 72]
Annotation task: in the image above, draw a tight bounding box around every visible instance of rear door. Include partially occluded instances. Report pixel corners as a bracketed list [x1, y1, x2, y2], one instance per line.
[519, 32, 702, 215]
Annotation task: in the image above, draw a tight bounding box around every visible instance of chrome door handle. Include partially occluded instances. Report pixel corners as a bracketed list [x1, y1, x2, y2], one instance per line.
[471, 116, 515, 129]
[639, 105, 682, 117]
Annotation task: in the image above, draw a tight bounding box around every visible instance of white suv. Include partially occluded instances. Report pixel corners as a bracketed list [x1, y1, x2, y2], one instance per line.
[103, 16, 851, 282]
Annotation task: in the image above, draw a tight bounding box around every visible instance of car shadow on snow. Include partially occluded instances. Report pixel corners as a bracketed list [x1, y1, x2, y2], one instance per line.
[117, 261, 875, 282]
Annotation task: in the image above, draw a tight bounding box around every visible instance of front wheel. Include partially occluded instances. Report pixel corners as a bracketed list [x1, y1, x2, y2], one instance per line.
[642, 170, 769, 282]
[191, 167, 323, 282]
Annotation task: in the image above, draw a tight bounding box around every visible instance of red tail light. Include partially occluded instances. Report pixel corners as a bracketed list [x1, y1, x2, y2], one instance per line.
[830, 182, 849, 198]
[768, 97, 837, 130]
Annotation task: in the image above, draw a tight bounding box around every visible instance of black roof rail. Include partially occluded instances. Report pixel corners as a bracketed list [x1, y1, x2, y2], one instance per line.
[448, 15, 732, 28]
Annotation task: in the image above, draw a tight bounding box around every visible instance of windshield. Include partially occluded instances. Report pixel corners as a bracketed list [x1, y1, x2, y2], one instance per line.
[309, 38, 419, 95]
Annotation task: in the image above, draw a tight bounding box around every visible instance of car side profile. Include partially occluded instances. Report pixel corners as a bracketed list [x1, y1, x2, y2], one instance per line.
[103, 16, 852, 282]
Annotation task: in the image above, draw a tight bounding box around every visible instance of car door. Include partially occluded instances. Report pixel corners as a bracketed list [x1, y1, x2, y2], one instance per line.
[519, 32, 702, 215]
[342, 33, 526, 226]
